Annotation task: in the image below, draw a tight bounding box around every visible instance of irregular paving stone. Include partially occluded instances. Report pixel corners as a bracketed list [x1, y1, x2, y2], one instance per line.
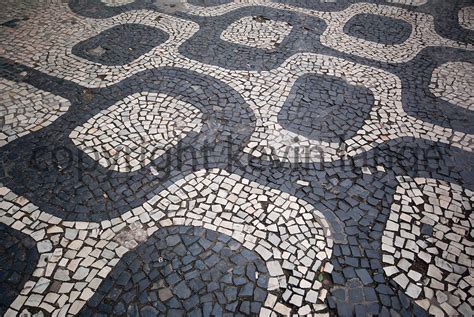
[278, 73, 374, 143]
[221, 16, 293, 50]
[458, 6, 474, 30]
[79, 226, 270, 316]
[72, 24, 169, 65]
[0, 224, 39, 315]
[0, 1, 473, 316]
[382, 176, 473, 315]
[343, 13, 412, 45]
[430, 61, 474, 111]
[70, 92, 203, 172]
[0, 79, 70, 147]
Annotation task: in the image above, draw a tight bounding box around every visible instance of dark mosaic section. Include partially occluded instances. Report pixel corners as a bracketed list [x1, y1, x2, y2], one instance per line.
[178, 6, 327, 71]
[425, 1, 474, 44]
[320, 167, 418, 317]
[68, 0, 152, 19]
[188, 0, 233, 7]
[269, 0, 353, 12]
[0, 223, 40, 315]
[0, 59, 255, 221]
[397, 47, 474, 134]
[238, 136, 474, 315]
[72, 24, 169, 66]
[68, 0, 473, 45]
[80, 226, 269, 316]
[277, 73, 374, 143]
[2, 0, 474, 314]
[343, 13, 412, 45]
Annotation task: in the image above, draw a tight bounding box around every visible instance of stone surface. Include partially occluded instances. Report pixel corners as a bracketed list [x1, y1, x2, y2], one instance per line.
[430, 62, 474, 110]
[0, 0, 473, 316]
[70, 92, 203, 172]
[459, 6, 474, 30]
[0, 224, 39, 315]
[343, 13, 412, 45]
[382, 177, 473, 315]
[0, 79, 70, 147]
[80, 226, 269, 315]
[72, 24, 169, 65]
[221, 16, 292, 50]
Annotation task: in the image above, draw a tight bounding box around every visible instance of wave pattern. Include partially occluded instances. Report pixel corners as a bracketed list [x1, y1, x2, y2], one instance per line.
[0, 0, 473, 316]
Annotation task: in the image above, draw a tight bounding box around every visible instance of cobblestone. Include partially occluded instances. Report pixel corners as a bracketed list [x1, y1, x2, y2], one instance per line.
[0, 0, 473, 316]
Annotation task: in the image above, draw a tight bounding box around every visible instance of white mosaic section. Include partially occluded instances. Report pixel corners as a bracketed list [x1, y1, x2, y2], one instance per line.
[100, 0, 135, 6]
[1, 2, 471, 90]
[70, 92, 203, 172]
[459, 6, 474, 30]
[430, 62, 474, 111]
[0, 4, 199, 88]
[317, 3, 473, 63]
[382, 177, 473, 316]
[1, 5, 471, 163]
[221, 16, 292, 50]
[207, 53, 474, 163]
[0, 169, 333, 316]
[0, 79, 70, 147]
[182, 0, 268, 17]
[181, 1, 473, 63]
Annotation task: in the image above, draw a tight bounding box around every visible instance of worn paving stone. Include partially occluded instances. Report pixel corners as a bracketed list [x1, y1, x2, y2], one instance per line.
[0, 0, 473, 316]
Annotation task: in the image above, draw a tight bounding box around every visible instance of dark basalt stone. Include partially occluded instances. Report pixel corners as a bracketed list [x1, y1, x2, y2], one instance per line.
[80, 226, 269, 316]
[187, 0, 233, 7]
[1, 17, 29, 28]
[278, 73, 374, 143]
[343, 13, 412, 45]
[72, 24, 169, 66]
[0, 224, 40, 315]
[2, 0, 474, 314]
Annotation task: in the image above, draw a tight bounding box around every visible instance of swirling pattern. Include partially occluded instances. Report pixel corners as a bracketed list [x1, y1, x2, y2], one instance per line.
[1, 0, 473, 316]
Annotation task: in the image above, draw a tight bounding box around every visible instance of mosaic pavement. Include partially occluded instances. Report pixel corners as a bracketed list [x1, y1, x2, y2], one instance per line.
[0, 0, 473, 316]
